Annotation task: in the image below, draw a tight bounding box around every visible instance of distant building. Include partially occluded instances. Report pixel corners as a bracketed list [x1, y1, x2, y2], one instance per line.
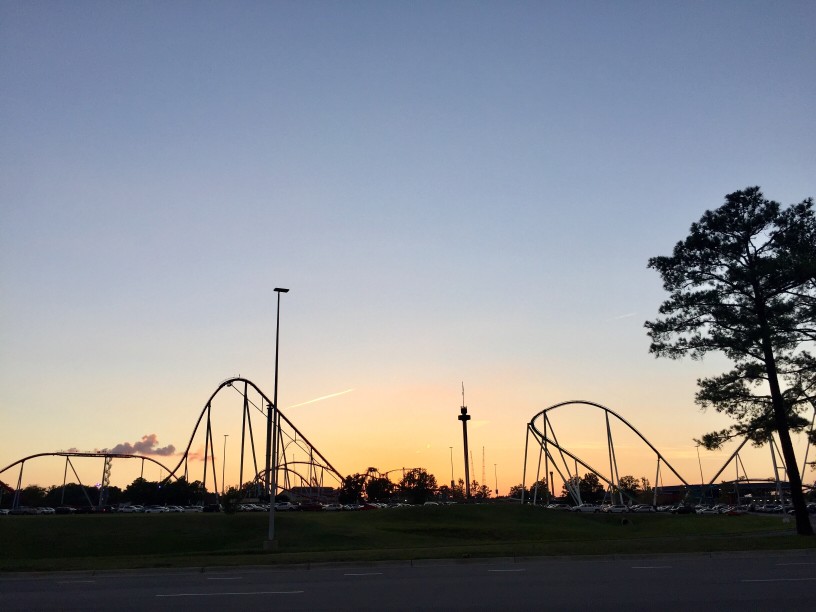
[286, 486, 338, 503]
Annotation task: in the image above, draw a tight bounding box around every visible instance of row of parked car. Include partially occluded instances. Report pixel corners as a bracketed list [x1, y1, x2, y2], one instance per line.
[544, 503, 663, 513]
[541, 501, 816, 515]
[0, 504, 209, 515]
[237, 501, 416, 512]
[0, 500, 417, 515]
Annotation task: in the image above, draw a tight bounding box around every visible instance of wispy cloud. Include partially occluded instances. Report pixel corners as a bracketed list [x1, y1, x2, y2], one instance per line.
[287, 388, 355, 409]
[100, 434, 176, 457]
[186, 446, 207, 462]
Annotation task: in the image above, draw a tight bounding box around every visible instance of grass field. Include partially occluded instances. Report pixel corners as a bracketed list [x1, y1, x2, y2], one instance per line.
[1, 505, 814, 572]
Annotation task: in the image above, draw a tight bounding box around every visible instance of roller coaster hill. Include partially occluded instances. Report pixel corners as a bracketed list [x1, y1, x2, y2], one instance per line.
[521, 400, 815, 509]
[0, 378, 344, 510]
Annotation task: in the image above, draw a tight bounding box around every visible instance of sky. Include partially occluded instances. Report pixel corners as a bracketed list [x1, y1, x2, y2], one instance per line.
[2, 1, 815, 497]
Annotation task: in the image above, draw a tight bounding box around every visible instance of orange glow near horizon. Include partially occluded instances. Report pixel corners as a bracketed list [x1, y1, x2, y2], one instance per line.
[3, 381, 813, 497]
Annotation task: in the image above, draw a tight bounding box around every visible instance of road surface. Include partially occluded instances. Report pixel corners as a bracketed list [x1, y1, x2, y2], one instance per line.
[1, 550, 814, 611]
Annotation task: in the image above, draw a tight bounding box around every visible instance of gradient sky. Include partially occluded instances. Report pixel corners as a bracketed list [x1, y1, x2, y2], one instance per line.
[2, 1, 815, 496]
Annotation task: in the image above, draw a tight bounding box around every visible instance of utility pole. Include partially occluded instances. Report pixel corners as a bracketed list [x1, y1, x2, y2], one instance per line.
[458, 383, 471, 499]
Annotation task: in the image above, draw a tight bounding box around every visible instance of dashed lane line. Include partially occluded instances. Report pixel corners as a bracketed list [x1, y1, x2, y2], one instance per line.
[156, 590, 304, 597]
[741, 578, 816, 583]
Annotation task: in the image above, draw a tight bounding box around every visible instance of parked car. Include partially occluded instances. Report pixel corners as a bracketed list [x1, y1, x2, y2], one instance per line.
[573, 503, 602, 513]
[144, 505, 166, 513]
[274, 502, 297, 511]
[298, 501, 324, 511]
[603, 505, 628, 513]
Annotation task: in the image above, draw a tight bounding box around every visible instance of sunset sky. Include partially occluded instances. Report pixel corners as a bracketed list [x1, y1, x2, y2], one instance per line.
[2, 1, 815, 497]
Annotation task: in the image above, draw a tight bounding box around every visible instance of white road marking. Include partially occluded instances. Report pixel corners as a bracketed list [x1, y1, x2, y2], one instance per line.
[157, 590, 304, 597]
[344, 572, 383, 576]
[775, 562, 816, 566]
[207, 577, 243, 580]
[741, 578, 816, 583]
[488, 569, 526, 573]
[632, 566, 672, 569]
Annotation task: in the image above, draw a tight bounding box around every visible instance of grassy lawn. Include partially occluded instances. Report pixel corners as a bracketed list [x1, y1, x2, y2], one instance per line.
[1, 505, 813, 572]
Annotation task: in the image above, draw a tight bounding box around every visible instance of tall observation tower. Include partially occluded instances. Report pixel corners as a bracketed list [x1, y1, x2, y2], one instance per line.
[458, 383, 471, 499]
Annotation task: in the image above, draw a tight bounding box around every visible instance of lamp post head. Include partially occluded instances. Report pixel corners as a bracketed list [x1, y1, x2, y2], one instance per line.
[274, 288, 290, 293]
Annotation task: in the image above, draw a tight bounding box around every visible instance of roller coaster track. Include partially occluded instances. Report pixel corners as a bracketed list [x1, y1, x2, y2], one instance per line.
[522, 400, 815, 507]
[164, 377, 343, 498]
[1, 377, 343, 508]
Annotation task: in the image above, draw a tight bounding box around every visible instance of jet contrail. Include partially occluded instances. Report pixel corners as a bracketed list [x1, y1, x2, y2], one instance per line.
[607, 312, 636, 321]
[287, 388, 355, 409]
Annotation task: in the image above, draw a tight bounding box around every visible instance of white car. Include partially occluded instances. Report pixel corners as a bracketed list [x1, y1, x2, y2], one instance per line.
[573, 503, 602, 513]
[144, 505, 167, 513]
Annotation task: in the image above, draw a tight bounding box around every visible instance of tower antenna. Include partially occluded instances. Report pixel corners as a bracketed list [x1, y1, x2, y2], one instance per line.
[458, 382, 471, 499]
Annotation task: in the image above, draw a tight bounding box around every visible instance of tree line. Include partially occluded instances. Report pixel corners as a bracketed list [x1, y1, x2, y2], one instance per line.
[1, 477, 208, 509]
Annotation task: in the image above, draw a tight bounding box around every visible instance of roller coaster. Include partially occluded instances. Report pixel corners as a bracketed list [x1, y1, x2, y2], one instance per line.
[0, 377, 343, 509]
[521, 400, 816, 506]
[3, 384, 813, 511]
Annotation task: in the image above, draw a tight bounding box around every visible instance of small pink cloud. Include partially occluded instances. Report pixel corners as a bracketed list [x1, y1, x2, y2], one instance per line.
[101, 434, 176, 457]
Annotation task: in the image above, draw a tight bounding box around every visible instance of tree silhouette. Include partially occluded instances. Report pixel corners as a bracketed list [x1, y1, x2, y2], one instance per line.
[338, 473, 366, 504]
[398, 468, 438, 504]
[646, 187, 815, 535]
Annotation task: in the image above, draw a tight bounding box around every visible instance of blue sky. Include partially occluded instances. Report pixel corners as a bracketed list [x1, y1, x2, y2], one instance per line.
[2, 1, 814, 492]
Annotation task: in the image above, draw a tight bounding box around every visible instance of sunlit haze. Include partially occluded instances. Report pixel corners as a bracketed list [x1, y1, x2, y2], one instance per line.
[2, 2, 814, 496]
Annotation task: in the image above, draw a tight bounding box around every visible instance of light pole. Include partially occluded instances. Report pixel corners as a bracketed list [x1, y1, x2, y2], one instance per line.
[222, 434, 229, 495]
[267, 287, 289, 548]
[494, 463, 498, 496]
[449, 446, 454, 488]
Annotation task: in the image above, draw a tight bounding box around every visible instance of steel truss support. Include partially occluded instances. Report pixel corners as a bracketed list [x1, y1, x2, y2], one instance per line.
[523, 401, 690, 508]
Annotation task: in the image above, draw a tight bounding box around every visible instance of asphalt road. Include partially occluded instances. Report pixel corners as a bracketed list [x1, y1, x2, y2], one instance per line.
[1, 550, 815, 611]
